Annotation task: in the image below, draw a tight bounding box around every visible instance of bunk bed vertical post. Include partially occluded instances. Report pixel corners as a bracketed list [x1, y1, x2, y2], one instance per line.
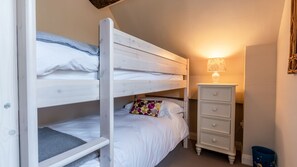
[99, 18, 114, 167]
[183, 59, 190, 148]
[17, 0, 38, 166]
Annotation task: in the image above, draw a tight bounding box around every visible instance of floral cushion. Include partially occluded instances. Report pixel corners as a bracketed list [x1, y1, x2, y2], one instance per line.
[129, 99, 162, 117]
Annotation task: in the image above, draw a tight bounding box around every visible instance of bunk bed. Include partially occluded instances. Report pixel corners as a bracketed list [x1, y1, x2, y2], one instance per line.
[45, 97, 189, 167]
[20, 18, 189, 167]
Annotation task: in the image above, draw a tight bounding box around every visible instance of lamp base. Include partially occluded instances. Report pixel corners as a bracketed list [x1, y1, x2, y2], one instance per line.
[212, 71, 220, 83]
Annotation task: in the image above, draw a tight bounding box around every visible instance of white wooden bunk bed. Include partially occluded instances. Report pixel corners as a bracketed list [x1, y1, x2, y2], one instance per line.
[19, 18, 189, 167]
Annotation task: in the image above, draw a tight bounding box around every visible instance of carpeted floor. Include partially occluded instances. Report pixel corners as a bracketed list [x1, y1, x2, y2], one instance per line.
[156, 140, 249, 167]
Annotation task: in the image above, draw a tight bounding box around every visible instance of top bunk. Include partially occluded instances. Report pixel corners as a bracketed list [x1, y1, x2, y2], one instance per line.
[37, 18, 189, 108]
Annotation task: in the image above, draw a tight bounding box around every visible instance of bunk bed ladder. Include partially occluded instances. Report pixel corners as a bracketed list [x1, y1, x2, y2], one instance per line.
[18, 0, 114, 165]
[39, 138, 109, 167]
[39, 19, 115, 167]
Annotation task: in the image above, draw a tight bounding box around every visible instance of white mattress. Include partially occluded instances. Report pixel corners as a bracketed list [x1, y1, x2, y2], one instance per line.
[49, 108, 189, 167]
[38, 70, 183, 80]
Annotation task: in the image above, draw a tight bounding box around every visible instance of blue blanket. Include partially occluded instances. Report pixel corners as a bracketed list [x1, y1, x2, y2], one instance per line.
[38, 127, 99, 167]
[37, 32, 99, 56]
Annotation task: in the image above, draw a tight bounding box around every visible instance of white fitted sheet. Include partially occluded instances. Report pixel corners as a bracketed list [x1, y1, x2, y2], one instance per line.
[38, 70, 183, 80]
[49, 108, 189, 167]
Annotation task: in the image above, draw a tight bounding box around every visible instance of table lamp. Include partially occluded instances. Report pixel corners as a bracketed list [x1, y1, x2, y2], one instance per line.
[207, 58, 226, 82]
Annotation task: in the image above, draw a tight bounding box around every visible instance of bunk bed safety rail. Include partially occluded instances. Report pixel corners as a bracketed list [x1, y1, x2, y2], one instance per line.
[114, 80, 186, 97]
[113, 29, 187, 65]
[36, 79, 186, 108]
[37, 79, 99, 108]
[113, 29, 187, 75]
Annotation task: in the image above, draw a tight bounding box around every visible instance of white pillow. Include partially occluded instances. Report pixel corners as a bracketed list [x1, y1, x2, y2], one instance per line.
[124, 99, 183, 117]
[162, 100, 184, 115]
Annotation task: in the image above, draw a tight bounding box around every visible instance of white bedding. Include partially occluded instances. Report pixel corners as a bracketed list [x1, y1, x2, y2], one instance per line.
[38, 70, 183, 80]
[36, 41, 98, 76]
[37, 41, 183, 80]
[49, 108, 189, 167]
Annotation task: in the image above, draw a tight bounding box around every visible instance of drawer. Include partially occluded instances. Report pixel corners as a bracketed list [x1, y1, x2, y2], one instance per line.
[200, 132, 230, 150]
[200, 86, 232, 102]
[201, 117, 230, 134]
[200, 102, 231, 118]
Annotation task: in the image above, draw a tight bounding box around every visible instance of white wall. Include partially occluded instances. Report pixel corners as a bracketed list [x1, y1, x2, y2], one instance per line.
[0, 0, 19, 166]
[275, 0, 297, 166]
[242, 43, 277, 165]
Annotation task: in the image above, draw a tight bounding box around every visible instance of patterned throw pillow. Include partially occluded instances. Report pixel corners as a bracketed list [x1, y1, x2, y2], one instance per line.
[129, 99, 162, 117]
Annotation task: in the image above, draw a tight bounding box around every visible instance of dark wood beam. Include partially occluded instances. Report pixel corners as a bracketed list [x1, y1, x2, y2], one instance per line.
[89, 0, 120, 9]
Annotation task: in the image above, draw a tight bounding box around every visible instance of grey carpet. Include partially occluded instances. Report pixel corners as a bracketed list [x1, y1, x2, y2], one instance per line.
[157, 140, 249, 167]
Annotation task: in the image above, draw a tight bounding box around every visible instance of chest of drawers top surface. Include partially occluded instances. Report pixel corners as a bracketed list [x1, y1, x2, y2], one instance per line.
[198, 83, 236, 102]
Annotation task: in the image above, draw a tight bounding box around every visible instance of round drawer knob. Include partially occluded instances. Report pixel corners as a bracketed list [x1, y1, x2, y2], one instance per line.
[212, 138, 217, 143]
[212, 92, 218, 96]
[9, 130, 16, 135]
[212, 123, 217, 127]
[212, 107, 218, 111]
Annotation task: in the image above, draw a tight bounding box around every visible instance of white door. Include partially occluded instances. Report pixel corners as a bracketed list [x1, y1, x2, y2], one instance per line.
[0, 0, 19, 167]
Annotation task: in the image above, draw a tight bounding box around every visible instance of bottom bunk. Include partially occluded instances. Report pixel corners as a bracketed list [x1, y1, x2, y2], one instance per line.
[39, 98, 189, 167]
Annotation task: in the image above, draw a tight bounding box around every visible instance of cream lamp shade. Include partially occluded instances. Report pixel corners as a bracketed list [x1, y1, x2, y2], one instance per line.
[207, 58, 226, 82]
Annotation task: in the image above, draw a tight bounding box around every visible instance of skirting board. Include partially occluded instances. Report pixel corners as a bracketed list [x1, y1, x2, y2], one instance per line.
[242, 154, 253, 166]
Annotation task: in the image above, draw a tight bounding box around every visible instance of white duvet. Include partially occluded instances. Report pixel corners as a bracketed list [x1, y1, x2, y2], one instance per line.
[49, 108, 189, 167]
[36, 41, 183, 80]
[36, 41, 99, 76]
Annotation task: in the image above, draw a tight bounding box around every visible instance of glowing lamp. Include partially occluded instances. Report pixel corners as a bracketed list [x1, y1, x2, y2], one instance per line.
[207, 58, 226, 82]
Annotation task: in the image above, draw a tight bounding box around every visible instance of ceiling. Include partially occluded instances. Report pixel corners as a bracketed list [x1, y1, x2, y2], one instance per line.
[109, 0, 285, 60]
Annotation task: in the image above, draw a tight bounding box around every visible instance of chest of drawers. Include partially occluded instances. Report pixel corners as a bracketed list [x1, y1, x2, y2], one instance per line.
[196, 83, 237, 164]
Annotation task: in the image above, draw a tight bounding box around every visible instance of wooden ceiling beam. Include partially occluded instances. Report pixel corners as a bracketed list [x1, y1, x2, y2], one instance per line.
[89, 0, 120, 9]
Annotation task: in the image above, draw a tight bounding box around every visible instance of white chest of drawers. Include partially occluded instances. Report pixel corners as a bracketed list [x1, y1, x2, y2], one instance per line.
[196, 83, 237, 164]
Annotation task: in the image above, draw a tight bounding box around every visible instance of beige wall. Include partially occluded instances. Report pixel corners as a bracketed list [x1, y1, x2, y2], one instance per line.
[275, 0, 297, 166]
[189, 53, 245, 102]
[243, 44, 276, 158]
[110, 0, 284, 101]
[37, 0, 118, 45]
[39, 96, 133, 126]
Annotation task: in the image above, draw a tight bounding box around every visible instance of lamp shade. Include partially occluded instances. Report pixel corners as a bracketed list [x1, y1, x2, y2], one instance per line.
[207, 58, 226, 72]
